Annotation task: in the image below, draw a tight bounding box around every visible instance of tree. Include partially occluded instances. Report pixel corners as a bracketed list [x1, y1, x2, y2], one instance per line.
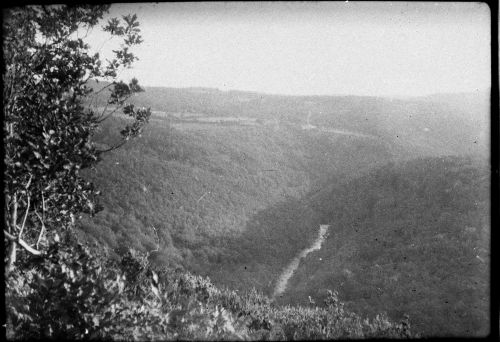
[3, 4, 151, 273]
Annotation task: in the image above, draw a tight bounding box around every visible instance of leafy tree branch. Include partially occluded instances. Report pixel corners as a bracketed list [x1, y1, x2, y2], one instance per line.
[3, 4, 151, 273]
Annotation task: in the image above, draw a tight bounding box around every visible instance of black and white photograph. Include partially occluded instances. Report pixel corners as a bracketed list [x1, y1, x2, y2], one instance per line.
[3, 1, 493, 339]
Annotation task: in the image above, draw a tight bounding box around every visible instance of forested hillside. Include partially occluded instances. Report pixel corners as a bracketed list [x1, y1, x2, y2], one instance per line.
[77, 87, 490, 337]
[77, 113, 397, 281]
[279, 156, 490, 337]
[89, 82, 489, 157]
[5, 4, 489, 340]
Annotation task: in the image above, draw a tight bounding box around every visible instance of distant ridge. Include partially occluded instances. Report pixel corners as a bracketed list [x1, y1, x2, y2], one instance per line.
[86, 79, 489, 101]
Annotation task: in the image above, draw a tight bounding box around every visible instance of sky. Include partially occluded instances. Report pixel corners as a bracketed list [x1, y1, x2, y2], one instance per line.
[84, 2, 491, 97]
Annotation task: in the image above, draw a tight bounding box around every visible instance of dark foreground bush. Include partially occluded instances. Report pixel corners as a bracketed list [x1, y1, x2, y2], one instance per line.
[6, 236, 413, 340]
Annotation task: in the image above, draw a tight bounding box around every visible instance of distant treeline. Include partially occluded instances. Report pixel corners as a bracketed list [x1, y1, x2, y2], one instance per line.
[87, 81, 489, 157]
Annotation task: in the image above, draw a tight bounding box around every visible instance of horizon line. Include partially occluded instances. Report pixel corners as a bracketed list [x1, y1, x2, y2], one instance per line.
[136, 83, 491, 99]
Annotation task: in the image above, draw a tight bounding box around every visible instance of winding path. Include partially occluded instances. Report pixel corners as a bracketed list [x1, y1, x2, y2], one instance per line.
[272, 225, 330, 299]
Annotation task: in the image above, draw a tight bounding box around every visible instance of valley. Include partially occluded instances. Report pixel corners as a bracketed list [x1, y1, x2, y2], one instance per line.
[5, 4, 491, 340]
[77, 86, 490, 337]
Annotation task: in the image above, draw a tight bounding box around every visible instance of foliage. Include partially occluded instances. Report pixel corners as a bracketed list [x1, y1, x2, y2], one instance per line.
[75, 79, 488, 329]
[71, 105, 488, 338]
[3, 5, 151, 271]
[6, 235, 413, 340]
[6, 234, 125, 339]
[91, 85, 489, 157]
[281, 156, 490, 336]
[2, 5, 487, 341]
[75, 115, 394, 290]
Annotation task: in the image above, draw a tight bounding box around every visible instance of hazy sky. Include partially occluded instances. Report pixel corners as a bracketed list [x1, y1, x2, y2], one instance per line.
[85, 2, 491, 97]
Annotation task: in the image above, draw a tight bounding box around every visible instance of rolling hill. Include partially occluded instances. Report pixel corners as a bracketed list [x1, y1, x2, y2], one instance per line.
[77, 113, 398, 274]
[279, 156, 490, 337]
[88, 82, 489, 157]
[77, 85, 490, 337]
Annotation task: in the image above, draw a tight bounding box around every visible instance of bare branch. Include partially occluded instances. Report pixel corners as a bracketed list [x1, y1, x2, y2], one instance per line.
[4, 230, 43, 256]
[88, 82, 115, 109]
[82, 24, 92, 40]
[4, 229, 16, 241]
[96, 138, 127, 155]
[25, 174, 33, 190]
[96, 36, 114, 55]
[42, 191, 46, 214]
[11, 193, 18, 234]
[95, 103, 114, 122]
[93, 81, 115, 97]
[18, 238, 43, 256]
[95, 95, 134, 124]
[34, 211, 45, 250]
[18, 194, 30, 238]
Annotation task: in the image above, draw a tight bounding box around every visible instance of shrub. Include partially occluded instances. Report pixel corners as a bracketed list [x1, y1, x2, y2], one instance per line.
[6, 234, 413, 340]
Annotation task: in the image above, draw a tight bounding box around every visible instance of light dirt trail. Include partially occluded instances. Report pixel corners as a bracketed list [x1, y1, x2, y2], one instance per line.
[128, 112, 377, 138]
[301, 110, 376, 138]
[272, 225, 330, 299]
[320, 127, 376, 138]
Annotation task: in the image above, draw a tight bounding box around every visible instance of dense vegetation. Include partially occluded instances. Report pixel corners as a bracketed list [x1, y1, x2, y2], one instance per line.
[73, 81, 491, 337]
[89, 81, 489, 159]
[279, 156, 490, 337]
[76, 115, 398, 279]
[4, 5, 489, 339]
[100, 84, 489, 156]
[3, 4, 149, 273]
[6, 234, 413, 340]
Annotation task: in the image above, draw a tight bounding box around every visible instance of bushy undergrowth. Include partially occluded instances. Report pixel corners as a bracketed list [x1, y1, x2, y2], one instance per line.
[6, 235, 413, 340]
